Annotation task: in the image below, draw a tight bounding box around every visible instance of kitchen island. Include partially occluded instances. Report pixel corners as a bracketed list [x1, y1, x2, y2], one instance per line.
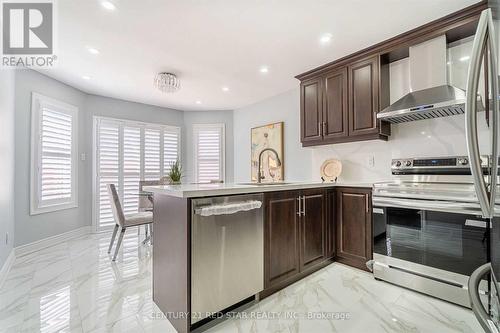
[144, 182, 373, 333]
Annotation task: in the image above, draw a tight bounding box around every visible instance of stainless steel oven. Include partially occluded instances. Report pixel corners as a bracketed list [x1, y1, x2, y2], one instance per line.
[372, 156, 491, 307]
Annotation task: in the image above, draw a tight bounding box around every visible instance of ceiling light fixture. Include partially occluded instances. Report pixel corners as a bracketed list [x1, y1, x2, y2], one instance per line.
[87, 47, 99, 55]
[154, 72, 180, 93]
[319, 33, 333, 45]
[222, 86, 229, 92]
[260, 66, 269, 74]
[82, 75, 91, 80]
[460, 56, 470, 62]
[101, 1, 116, 10]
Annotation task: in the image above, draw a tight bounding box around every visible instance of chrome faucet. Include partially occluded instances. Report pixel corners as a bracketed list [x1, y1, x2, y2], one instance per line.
[257, 148, 282, 183]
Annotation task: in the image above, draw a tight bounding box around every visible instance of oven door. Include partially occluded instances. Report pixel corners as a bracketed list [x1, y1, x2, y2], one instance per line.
[373, 197, 489, 277]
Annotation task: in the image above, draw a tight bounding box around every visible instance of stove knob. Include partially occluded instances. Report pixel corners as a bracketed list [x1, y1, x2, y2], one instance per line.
[458, 158, 468, 165]
[395, 161, 402, 167]
[405, 160, 412, 167]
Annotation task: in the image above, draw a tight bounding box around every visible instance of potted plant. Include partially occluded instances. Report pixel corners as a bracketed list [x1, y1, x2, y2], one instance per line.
[167, 159, 183, 185]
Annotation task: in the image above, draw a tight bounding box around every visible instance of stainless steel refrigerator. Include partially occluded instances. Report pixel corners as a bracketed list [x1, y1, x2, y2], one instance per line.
[467, 3, 500, 333]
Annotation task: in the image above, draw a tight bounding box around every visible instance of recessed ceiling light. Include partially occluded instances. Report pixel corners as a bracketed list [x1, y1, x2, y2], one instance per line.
[460, 56, 470, 62]
[222, 86, 229, 92]
[319, 33, 333, 45]
[87, 47, 99, 55]
[101, 1, 116, 10]
[260, 66, 269, 74]
[196, 100, 202, 105]
[82, 75, 91, 80]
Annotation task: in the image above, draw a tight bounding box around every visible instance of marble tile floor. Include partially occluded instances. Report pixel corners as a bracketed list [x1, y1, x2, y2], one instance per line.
[0, 228, 483, 333]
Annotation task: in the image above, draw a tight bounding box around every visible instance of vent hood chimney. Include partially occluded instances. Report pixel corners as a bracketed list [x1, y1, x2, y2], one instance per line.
[377, 35, 482, 124]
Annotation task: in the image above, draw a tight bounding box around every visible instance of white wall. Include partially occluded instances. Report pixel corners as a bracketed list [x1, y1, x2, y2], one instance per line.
[311, 115, 490, 183]
[182, 111, 234, 183]
[0, 70, 16, 268]
[233, 88, 312, 182]
[14, 70, 88, 246]
[13, 70, 234, 246]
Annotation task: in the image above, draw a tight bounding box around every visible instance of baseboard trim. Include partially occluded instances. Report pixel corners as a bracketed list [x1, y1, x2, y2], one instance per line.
[15, 226, 92, 258]
[0, 249, 16, 289]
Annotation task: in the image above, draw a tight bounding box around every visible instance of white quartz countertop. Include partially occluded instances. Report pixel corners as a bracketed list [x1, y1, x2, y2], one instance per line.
[143, 181, 373, 198]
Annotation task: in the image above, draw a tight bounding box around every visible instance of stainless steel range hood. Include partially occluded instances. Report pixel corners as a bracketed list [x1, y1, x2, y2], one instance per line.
[377, 84, 472, 124]
[377, 35, 484, 124]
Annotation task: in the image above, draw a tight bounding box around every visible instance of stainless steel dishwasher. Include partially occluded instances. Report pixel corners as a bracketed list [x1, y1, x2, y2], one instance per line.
[191, 193, 264, 324]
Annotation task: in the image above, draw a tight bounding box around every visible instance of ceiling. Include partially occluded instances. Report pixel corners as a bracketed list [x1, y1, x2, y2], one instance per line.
[40, 0, 479, 111]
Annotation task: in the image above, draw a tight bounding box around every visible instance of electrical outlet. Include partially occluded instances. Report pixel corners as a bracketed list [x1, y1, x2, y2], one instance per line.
[367, 155, 375, 168]
[80, 153, 86, 161]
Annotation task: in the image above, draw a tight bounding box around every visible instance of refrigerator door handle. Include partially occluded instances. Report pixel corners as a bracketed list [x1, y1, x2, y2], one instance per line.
[466, 8, 493, 218]
[486, 10, 499, 217]
[468, 263, 498, 333]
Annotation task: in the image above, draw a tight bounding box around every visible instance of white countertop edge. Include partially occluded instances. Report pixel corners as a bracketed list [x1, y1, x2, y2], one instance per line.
[143, 182, 373, 198]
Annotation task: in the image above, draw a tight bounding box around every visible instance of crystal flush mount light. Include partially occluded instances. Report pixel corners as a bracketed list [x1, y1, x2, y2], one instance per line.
[154, 72, 180, 93]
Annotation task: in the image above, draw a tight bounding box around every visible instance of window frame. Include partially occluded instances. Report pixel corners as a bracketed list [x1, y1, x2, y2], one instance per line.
[193, 123, 225, 183]
[30, 92, 79, 215]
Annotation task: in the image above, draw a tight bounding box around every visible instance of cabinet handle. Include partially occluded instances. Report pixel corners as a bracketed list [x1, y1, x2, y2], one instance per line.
[302, 196, 306, 216]
[297, 196, 302, 216]
[365, 194, 369, 213]
[318, 122, 322, 136]
[322, 122, 327, 135]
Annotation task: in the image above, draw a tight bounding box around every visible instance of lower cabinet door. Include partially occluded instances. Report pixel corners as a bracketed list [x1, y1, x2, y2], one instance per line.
[264, 191, 301, 288]
[299, 189, 326, 271]
[336, 188, 372, 271]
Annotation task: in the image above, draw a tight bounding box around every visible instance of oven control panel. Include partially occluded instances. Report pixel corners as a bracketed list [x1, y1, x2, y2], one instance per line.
[391, 155, 489, 174]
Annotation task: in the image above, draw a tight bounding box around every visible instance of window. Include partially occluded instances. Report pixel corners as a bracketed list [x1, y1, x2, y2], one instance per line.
[94, 117, 181, 230]
[193, 123, 225, 183]
[31, 93, 78, 215]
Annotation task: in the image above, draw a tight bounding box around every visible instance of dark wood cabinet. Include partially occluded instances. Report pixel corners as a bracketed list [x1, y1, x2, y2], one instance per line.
[326, 190, 336, 258]
[264, 189, 328, 294]
[300, 77, 323, 144]
[323, 68, 348, 141]
[264, 190, 300, 287]
[299, 55, 389, 147]
[262, 186, 372, 298]
[335, 187, 372, 271]
[348, 56, 379, 136]
[299, 189, 326, 271]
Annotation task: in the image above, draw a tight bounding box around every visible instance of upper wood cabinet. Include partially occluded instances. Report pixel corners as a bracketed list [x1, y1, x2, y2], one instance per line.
[348, 56, 379, 137]
[300, 77, 323, 144]
[323, 67, 348, 141]
[299, 55, 390, 147]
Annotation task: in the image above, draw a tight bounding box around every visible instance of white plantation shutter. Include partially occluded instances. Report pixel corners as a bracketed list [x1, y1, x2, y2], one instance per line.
[163, 127, 180, 174]
[31, 94, 78, 215]
[122, 126, 141, 215]
[144, 128, 161, 181]
[97, 121, 119, 228]
[193, 124, 225, 183]
[94, 117, 181, 230]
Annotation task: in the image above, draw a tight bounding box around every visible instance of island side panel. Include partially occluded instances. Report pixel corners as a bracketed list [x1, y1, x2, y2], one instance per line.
[153, 193, 191, 333]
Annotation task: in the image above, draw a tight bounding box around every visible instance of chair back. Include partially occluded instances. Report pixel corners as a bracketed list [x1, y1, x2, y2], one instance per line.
[139, 180, 166, 211]
[107, 184, 126, 227]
